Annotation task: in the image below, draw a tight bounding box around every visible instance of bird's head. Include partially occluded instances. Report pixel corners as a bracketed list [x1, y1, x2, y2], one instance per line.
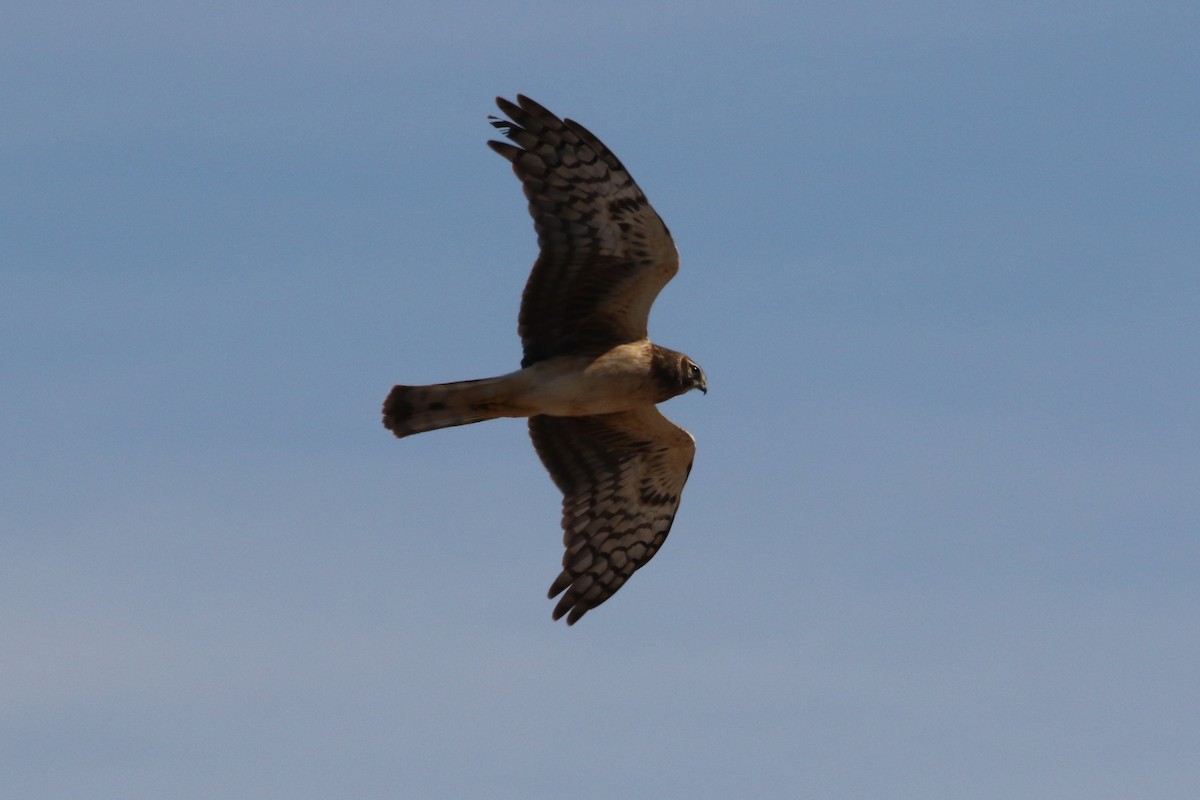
[651, 347, 707, 401]
[682, 357, 707, 396]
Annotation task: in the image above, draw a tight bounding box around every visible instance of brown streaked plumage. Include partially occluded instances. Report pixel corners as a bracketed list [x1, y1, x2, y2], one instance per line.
[383, 95, 705, 624]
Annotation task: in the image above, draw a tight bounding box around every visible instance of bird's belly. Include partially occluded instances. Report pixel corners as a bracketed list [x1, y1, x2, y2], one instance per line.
[516, 359, 651, 417]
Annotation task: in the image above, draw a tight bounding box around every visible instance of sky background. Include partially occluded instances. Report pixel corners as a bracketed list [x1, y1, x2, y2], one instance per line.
[4, 2, 1199, 798]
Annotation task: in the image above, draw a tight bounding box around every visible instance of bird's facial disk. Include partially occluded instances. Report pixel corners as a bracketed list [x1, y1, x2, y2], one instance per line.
[686, 360, 708, 395]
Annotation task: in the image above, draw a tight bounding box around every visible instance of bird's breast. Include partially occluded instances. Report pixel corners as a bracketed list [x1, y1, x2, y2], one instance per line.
[514, 347, 656, 417]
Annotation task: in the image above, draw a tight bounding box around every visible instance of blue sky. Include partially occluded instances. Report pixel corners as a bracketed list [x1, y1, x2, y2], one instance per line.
[4, 2, 1198, 797]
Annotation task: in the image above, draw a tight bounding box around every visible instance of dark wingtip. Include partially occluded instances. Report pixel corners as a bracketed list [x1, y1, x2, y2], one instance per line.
[487, 113, 513, 135]
[494, 95, 522, 120]
[550, 577, 588, 625]
[515, 93, 550, 115]
[551, 602, 586, 626]
[548, 571, 571, 599]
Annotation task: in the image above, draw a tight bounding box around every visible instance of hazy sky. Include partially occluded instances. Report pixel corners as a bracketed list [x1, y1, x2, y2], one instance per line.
[4, 2, 1198, 798]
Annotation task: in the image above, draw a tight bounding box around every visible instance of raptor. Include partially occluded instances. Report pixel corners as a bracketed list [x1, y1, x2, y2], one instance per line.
[383, 95, 705, 624]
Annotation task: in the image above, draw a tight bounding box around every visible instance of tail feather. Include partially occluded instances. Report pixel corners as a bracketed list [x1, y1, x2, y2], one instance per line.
[382, 377, 510, 438]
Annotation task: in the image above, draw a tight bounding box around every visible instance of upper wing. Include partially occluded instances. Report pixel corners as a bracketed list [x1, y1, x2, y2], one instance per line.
[488, 95, 680, 367]
[528, 406, 696, 625]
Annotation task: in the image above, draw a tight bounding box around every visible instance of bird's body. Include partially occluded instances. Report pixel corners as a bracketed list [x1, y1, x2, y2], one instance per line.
[385, 343, 694, 435]
[383, 95, 705, 624]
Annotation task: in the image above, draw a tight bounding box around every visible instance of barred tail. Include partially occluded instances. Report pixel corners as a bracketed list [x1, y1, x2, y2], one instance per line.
[382, 377, 510, 438]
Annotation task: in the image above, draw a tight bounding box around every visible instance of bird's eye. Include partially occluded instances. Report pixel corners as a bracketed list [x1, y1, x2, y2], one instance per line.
[689, 364, 701, 379]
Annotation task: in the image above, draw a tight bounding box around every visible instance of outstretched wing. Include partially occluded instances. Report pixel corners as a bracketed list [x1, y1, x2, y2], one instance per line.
[528, 406, 696, 625]
[488, 95, 680, 367]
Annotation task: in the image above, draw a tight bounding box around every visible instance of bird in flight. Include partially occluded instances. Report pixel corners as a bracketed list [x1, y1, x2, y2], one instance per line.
[383, 95, 706, 624]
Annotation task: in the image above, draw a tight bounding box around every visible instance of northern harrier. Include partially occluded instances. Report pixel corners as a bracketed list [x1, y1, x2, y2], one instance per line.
[383, 95, 705, 624]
